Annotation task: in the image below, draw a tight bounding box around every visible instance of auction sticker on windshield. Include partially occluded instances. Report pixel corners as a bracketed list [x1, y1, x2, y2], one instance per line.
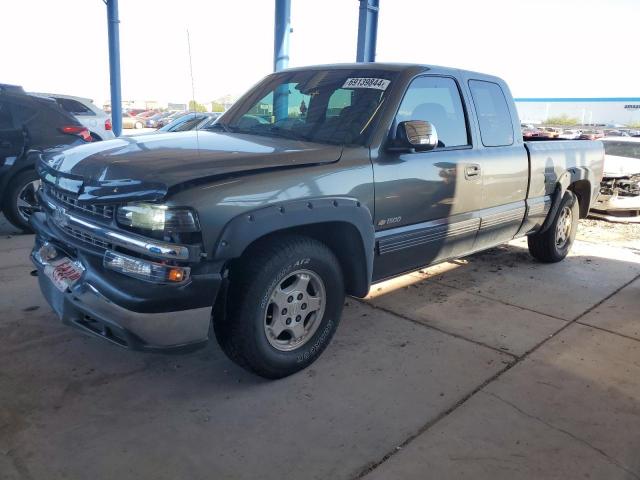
[342, 78, 390, 90]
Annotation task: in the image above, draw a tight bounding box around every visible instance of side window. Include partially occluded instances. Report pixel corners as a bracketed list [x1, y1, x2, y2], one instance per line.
[327, 89, 352, 118]
[468, 80, 514, 147]
[56, 98, 94, 116]
[396, 76, 469, 148]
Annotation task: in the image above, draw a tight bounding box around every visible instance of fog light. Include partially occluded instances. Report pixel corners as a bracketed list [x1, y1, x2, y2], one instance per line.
[39, 243, 58, 261]
[104, 250, 190, 283]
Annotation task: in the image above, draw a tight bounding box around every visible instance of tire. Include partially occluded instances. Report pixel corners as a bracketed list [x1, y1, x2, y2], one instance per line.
[528, 191, 579, 263]
[214, 234, 345, 379]
[2, 169, 41, 233]
[134, 121, 143, 129]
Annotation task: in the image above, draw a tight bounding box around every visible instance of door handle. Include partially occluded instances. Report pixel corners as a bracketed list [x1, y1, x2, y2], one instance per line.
[465, 164, 481, 179]
[0, 141, 11, 148]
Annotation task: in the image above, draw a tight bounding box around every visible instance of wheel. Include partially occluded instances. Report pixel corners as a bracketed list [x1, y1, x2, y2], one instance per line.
[214, 234, 345, 379]
[2, 169, 41, 233]
[134, 121, 143, 129]
[528, 191, 579, 263]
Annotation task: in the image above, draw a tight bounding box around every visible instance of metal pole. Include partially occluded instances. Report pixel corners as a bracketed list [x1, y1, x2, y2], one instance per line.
[273, 0, 291, 72]
[106, 0, 122, 136]
[356, 0, 379, 62]
[273, 0, 291, 121]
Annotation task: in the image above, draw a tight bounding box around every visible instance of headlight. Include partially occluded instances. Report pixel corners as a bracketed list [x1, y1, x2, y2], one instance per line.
[117, 203, 200, 232]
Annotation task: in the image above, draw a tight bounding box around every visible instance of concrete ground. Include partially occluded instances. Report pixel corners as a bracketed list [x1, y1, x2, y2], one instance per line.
[1, 214, 639, 480]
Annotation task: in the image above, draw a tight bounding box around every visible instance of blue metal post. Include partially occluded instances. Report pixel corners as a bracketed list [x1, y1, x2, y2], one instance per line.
[356, 0, 379, 62]
[273, 0, 291, 72]
[106, 0, 122, 136]
[273, 0, 291, 121]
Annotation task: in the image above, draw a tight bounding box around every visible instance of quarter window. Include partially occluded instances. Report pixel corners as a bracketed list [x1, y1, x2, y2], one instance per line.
[468, 80, 514, 147]
[55, 98, 94, 116]
[396, 76, 469, 148]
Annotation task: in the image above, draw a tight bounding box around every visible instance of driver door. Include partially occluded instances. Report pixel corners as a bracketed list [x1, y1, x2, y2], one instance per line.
[372, 75, 483, 280]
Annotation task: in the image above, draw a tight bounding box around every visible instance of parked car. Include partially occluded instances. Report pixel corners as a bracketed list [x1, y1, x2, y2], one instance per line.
[122, 112, 144, 129]
[155, 111, 186, 128]
[522, 126, 544, 138]
[538, 127, 560, 138]
[592, 137, 640, 221]
[29, 64, 604, 379]
[0, 84, 90, 231]
[144, 111, 172, 128]
[157, 112, 217, 132]
[30, 93, 114, 141]
[559, 129, 582, 140]
[579, 130, 604, 140]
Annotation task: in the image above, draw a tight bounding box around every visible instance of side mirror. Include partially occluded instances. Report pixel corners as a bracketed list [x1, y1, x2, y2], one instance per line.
[391, 120, 438, 152]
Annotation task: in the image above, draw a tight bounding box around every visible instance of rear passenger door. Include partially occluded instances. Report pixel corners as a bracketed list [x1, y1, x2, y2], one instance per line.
[0, 98, 25, 167]
[372, 75, 484, 280]
[467, 80, 529, 250]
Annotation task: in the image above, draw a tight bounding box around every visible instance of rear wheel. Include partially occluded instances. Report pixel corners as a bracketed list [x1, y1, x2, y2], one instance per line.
[214, 234, 344, 379]
[2, 169, 41, 233]
[528, 191, 579, 263]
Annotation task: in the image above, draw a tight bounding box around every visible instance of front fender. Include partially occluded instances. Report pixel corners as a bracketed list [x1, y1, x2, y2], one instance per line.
[212, 197, 375, 291]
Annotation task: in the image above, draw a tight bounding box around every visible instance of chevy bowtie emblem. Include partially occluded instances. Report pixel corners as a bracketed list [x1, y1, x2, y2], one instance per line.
[52, 206, 69, 228]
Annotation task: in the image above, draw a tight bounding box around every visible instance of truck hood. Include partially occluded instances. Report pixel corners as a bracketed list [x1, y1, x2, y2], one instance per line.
[603, 154, 640, 178]
[39, 131, 343, 202]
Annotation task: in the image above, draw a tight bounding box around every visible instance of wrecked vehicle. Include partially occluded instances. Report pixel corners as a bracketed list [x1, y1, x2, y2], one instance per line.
[592, 137, 640, 222]
[29, 64, 604, 378]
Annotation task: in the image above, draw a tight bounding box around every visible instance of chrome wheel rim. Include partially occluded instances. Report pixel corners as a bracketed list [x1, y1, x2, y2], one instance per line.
[263, 269, 326, 352]
[17, 179, 41, 222]
[555, 205, 573, 248]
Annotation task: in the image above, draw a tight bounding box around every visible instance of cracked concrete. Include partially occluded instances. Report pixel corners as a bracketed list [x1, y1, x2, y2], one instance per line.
[1, 215, 639, 480]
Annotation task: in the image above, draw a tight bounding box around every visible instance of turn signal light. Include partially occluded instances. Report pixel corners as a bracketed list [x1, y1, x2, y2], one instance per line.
[104, 250, 190, 284]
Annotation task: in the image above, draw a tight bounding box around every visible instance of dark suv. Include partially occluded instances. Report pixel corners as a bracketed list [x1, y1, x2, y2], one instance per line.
[0, 84, 91, 232]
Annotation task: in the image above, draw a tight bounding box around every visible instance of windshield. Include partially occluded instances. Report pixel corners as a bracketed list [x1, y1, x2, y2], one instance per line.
[603, 141, 640, 159]
[211, 69, 397, 145]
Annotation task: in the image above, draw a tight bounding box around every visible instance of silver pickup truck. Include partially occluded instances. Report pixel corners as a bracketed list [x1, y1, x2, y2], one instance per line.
[29, 63, 604, 378]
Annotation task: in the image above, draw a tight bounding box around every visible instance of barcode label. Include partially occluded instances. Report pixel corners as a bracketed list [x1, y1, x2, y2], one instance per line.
[342, 78, 390, 90]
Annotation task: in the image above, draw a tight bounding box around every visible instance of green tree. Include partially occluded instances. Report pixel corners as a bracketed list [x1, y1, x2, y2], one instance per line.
[543, 114, 579, 126]
[210, 102, 226, 112]
[188, 100, 207, 113]
[626, 121, 640, 129]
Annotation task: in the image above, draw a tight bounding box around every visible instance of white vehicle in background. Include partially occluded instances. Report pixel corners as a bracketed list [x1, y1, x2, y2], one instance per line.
[30, 93, 115, 141]
[592, 137, 640, 222]
[559, 129, 582, 140]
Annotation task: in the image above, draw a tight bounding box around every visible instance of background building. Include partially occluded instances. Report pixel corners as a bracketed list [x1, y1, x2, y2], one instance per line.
[515, 98, 640, 126]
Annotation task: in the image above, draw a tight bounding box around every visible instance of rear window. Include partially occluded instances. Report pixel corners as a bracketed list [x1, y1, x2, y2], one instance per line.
[55, 98, 94, 116]
[603, 141, 640, 159]
[468, 80, 514, 147]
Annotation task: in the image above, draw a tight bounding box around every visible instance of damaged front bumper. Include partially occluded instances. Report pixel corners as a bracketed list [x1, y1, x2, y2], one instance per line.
[30, 211, 223, 353]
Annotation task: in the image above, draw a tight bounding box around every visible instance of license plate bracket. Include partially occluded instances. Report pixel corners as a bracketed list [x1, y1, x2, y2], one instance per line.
[44, 257, 85, 292]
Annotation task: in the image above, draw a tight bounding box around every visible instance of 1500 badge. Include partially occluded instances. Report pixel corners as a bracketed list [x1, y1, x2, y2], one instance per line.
[377, 216, 402, 226]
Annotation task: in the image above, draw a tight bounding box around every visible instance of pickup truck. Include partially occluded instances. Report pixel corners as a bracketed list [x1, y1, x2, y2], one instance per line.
[29, 63, 604, 378]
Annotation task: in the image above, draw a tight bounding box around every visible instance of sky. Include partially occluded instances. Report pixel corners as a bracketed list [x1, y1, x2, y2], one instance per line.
[2, 0, 638, 107]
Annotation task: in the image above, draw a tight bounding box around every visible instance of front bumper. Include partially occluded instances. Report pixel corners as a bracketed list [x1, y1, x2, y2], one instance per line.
[30, 212, 223, 353]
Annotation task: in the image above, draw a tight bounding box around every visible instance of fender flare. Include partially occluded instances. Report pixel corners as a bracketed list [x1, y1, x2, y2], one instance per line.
[213, 197, 375, 294]
[539, 167, 591, 234]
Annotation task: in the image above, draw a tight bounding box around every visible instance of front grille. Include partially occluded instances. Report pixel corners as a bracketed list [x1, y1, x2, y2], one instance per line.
[62, 225, 112, 250]
[46, 184, 115, 220]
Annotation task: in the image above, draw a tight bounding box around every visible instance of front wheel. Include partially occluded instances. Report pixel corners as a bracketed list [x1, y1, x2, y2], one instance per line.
[214, 234, 345, 379]
[2, 169, 41, 233]
[528, 191, 579, 263]
[134, 121, 143, 129]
